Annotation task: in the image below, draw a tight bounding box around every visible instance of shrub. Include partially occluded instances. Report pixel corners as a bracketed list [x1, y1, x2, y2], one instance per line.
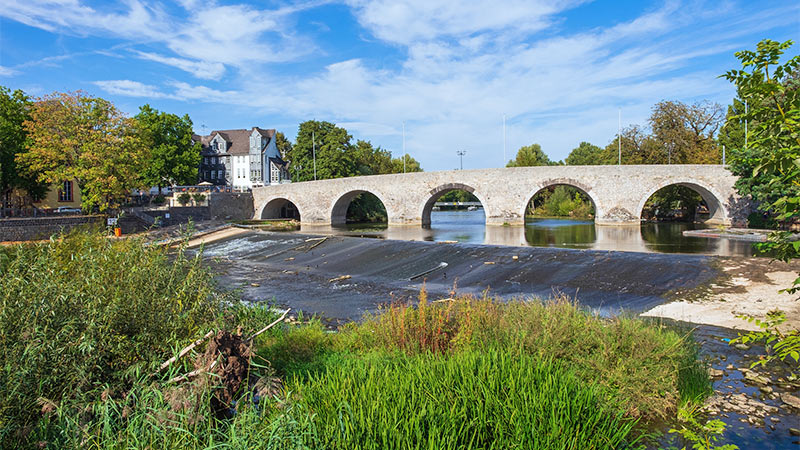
[192, 192, 206, 205]
[177, 192, 192, 206]
[0, 232, 226, 446]
[152, 194, 166, 205]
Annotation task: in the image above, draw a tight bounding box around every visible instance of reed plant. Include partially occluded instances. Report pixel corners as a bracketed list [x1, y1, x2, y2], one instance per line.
[0, 231, 227, 446]
[292, 349, 639, 449]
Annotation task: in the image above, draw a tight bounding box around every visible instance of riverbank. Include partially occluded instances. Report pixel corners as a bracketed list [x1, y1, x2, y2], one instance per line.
[643, 258, 800, 331]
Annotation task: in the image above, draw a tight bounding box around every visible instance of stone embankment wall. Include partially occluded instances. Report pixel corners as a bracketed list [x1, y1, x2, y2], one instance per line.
[209, 193, 253, 220]
[0, 215, 104, 242]
[135, 193, 253, 227]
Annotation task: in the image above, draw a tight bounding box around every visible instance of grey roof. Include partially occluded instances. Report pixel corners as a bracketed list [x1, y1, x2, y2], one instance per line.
[198, 127, 276, 156]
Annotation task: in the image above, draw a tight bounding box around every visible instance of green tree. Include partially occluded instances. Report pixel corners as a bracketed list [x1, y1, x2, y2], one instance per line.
[506, 143, 554, 167]
[354, 139, 393, 175]
[389, 153, 422, 173]
[718, 97, 748, 155]
[600, 125, 662, 164]
[0, 86, 47, 213]
[275, 131, 292, 160]
[723, 43, 799, 225]
[135, 104, 200, 194]
[565, 142, 603, 165]
[439, 190, 479, 203]
[287, 120, 357, 181]
[18, 91, 146, 212]
[723, 39, 800, 368]
[649, 100, 724, 164]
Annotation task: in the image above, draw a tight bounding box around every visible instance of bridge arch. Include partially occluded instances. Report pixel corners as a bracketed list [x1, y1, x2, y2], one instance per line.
[420, 183, 489, 226]
[330, 189, 392, 225]
[519, 178, 601, 221]
[259, 197, 302, 220]
[637, 179, 728, 224]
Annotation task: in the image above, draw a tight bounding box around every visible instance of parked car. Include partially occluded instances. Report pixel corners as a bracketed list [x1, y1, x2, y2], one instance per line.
[56, 206, 82, 214]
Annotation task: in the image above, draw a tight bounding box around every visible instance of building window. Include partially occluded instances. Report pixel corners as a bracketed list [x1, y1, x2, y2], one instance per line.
[58, 180, 73, 202]
[271, 163, 280, 183]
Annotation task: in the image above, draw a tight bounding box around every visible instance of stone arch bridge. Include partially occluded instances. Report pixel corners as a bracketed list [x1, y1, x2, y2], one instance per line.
[252, 165, 749, 227]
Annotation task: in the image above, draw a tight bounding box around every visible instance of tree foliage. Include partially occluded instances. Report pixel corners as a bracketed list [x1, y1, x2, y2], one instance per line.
[600, 125, 661, 164]
[18, 92, 146, 212]
[275, 131, 292, 159]
[135, 104, 200, 192]
[722, 39, 800, 368]
[565, 142, 603, 165]
[649, 100, 724, 164]
[528, 186, 594, 218]
[506, 143, 555, 167]
[287, 121, 423, 182]
[287, 120, 357, 181]
[723, 39, 800, 226]
[0, 86, 47, 211]
[596, 102, 724, 165]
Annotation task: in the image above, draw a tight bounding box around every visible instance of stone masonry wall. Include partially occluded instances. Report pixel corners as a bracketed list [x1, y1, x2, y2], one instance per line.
[0, 215, 104, 242]
[209, 192, 254, 221]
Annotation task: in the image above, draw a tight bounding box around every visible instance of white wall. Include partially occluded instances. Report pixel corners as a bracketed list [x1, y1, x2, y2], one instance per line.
[231, 155, 252, 190]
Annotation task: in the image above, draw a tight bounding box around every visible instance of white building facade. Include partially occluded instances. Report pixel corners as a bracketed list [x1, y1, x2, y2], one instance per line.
[196, 127, 290, 189]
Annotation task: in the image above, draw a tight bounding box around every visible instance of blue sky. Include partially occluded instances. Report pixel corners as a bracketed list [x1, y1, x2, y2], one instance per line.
[0, 1, 798, 171]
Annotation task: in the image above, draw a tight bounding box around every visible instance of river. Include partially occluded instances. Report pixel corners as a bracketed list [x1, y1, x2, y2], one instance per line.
[298, 209, 755, 257]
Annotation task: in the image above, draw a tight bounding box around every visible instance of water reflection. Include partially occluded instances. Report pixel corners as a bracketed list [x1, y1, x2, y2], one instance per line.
[298, 210, 755, 256]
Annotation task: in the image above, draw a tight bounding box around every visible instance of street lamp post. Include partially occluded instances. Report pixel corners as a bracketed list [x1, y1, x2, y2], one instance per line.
[457, 150, 466, 170]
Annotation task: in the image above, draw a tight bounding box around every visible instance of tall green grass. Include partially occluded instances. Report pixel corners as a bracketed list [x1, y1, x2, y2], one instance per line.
[0, 231, 229, 447]
[294, 349, 639, 450]
[261, 293, 710, 423]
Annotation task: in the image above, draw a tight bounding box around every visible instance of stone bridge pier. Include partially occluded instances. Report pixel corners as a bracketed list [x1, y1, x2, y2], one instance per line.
[252, 165, 750, 227]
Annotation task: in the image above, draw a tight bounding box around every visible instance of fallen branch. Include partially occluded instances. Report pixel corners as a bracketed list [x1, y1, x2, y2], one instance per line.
[329, 275, 352, 283]
[246, 308, 291, 343]
[304, 236, 329, 251]
[153, 330, 215, 376]
[408, 262, 449, 281]
[168, 360, 217, 384]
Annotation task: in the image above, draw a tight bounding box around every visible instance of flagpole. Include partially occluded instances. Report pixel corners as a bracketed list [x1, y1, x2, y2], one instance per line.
[312, 130, 317, 181]
[503, 114, 506, 166]
[402, 121, 406, 173]
[618, 109, 622, 165]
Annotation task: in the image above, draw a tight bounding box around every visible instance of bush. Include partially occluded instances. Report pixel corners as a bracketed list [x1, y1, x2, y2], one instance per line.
[0, 232, 226, 446]
[152, 194, 166, 205]
[192, 192, 206, 205]
[177, 192, 192, 206]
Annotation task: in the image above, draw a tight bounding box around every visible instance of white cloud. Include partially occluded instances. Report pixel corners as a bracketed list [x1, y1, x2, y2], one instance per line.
[0, 0, 314, 77]
[0, 66, 18, 77]
[345, 0, 587, 44]
[134, 51, 225, 80]
[168, 81, 238, 102]
[93, 80, 170, 98]
[0, 0, 169, 40]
